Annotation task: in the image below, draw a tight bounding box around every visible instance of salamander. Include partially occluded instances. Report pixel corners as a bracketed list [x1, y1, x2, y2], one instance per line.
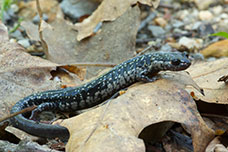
[10, 51, 191, 139]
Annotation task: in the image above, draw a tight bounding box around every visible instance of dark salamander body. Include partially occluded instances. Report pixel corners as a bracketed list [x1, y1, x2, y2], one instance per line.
[10, 51, 191, 139]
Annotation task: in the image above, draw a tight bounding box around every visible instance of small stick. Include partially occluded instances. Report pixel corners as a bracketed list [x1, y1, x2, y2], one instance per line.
[36, 0, 49, 59]
[0, 106, 37, 123]
[137, 44, 154, 56]
[59, 62, 116, 67]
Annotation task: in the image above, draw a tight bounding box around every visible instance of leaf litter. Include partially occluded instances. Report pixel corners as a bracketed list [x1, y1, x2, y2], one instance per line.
[74, 0, 160, 41]
[186, 58, 228, 104]
[22, 5, 140, 78]
[0, 23, 80, 139]
[62, 72, 213, 152]
[0, 0, 223, 151]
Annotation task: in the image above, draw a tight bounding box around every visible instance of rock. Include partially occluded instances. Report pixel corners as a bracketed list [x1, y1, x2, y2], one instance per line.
[148, 25, 166, 38]
[178, 37, 203, 50]
[172, 20, 184, 28]
[2, 11, 11, 24]
[197, 23, 214, 37]
[17, 39, 31, 48]
[217, 20, 228, 33]
[191, 52, 204, 61]
[138, 13, 156, 31]
[154, 17, 167, 27]
[0, 140, 60, 152]
[199, 11, 213, 21]
[11, 4, 19, 12]
[191, 21, 202, 30]
[60, 0, 99, 21]
[177, 10, 189, 20]
[178, 9, 199, 25]
[194, 0, 215, 10]
[212, 5, 223, 15]
[173, 28, 189, 36]
[220, 13, 228, 19]
[160, 43, 172, 52]
[32, 14, 49, 24]
[10, 30, 24, 40]
[3, 8, 17, 25]
[148, 39, 162, 48]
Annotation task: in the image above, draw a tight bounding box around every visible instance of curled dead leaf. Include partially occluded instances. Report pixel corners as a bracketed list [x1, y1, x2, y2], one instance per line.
[0, 23, 80, 139]
[22, 6, 139, 79]
[61, 72, 214, 152]
[186, 58, 228, 104]
[74, 0, 160, 40]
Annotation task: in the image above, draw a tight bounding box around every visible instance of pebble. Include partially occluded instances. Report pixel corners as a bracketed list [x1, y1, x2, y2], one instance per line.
[191, 21, 202, 30]
[172, 20, 184, 28]
[198, 11, 213, 21]
[194, 0, 215, 10]
[190, 52, 204, 60]
[178, 37, 203, 50]
[33, 14, 49, 24]
[154, 17, 167, 27]
[2, 8, 17, 25]
[148, 25, 166, 37]
[10, 30, 24, 40]
[181, 9, 199, 25]
[176, 10, 189, 21]
[60, 0, 98, 21]
[11, 4, 19, 12]
[17, 39, 31, 48]
[220, 13, 228, 19]
[197, 23, 214, 37]
[160, 43, 172, 52]
[2, 11, 11, 24]
[212, 5, 223, 15]
[173, 28, 188, 35]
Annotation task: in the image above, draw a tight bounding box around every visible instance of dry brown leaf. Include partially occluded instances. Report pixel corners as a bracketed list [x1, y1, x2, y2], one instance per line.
[59, 65, 86, 81]
[18, 0, 63, 22]
[186, 58, 228, 104]
[23, 6, 139, 78]
[200, 40, 228, 58]
[0, 23, 79, 139]
[0, 23, 58, 117]
[74, 0, 160, 40]
[61, 73, 214, 152]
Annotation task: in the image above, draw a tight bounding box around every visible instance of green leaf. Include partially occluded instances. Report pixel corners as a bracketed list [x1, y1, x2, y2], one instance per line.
[210, 32, 228, 39]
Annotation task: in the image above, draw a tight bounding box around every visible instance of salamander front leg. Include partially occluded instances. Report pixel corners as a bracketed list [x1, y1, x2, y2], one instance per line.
[137, 70, 159, 82]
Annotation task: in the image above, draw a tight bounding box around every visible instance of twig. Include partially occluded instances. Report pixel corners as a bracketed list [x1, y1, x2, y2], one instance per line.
[138, 12, 156, 31]
[59, 62, 116, 67]
[201, 113, 228, 120]
[158, 3, 175, 9]
[36, 0, 49, 59]
[0, 106, 37, 123]
[136, 44, 154, 56]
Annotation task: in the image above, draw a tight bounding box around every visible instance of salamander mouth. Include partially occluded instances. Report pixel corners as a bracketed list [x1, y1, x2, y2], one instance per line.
[179, 62, 191, 70]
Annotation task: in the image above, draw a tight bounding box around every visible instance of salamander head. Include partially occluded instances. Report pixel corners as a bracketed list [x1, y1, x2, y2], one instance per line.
[149, 51, 191, 71]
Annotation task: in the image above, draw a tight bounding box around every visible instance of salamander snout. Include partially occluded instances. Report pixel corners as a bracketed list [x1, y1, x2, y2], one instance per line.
[169, 52, 191, 71]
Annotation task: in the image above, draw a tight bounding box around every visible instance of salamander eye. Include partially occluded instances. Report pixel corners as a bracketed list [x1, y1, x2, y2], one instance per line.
[171, 59, 181, 66]
[182, 52, 189, 58]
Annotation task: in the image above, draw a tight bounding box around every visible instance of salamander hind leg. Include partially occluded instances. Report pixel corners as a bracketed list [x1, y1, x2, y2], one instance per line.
[29, 102, 58, 120]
